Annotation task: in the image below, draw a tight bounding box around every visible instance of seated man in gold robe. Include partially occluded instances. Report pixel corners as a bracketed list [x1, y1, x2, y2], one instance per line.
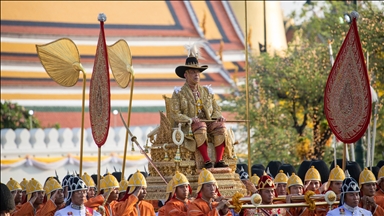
[171, 47, 229, 169]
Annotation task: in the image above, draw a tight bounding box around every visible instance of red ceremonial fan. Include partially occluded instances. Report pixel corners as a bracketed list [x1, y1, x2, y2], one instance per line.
[89, 13, 111, 148]
[324, 13, 371, 143]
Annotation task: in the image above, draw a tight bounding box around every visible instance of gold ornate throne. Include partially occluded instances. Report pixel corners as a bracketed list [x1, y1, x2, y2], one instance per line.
[145, 95, 247, 200]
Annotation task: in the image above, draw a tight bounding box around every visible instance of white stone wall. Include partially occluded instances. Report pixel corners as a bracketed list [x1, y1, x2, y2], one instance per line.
[1, 126, 156, 184]
[1, 124, 246, 184]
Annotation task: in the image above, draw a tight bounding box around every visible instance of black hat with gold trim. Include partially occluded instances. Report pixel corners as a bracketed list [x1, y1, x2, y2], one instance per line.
[175, 43, 207, 79]
[65, 176, 87, 206]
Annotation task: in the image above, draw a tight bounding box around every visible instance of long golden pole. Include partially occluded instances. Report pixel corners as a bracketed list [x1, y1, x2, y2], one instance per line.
[229, 201, 339, 209]
[244, 0, 251, 175]
[97, 147, 101, 192]
[121, 75, 135, 181]
[342, 143, 347, 171]
[79, 70, 86, 176]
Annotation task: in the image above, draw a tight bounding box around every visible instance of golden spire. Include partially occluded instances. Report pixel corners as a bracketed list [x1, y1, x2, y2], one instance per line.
[247, 26, 252, 50]
[233, 65, 239, 85]
[218, 40, 224, 61]
[201, 10, 207, 36]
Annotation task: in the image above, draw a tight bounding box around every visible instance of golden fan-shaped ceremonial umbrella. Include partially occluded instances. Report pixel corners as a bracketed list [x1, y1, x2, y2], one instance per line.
[108, 39, 133, 88]
[107, 39, 135, 181]
[36, 38, 87, 176]
[36, 38, 83, 87]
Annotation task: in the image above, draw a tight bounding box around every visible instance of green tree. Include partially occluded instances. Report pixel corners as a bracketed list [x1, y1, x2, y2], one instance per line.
[293, 0, 384, 163]
[1, 101, 41, 129]
[226, 1, 384, 164]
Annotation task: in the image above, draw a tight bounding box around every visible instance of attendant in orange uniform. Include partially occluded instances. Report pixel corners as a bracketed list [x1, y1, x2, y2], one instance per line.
[118, 179, 129, 201]
[274, 170, 288, 196]
[85, 173, 120, 216]
[358, 168, 384, 215]
[257, 174, 285, 216]
[157, 179, 174, 216]
[11, 178, 45, 216]
[82, 172, 97, 200]
[162, 171, 192, 215]
[113, 170, 155, 216]
[304, 166, 322, 194]
[324, 165, 345, 196]
[19, 178, 29, 205]
[285, 173, 315, 216]
[375, 166, 384, 198]
[188, 168, 231, 216]
[315, 165, 346, 216]
[37, 177, 65, 216]
[6, 178, 23, 207]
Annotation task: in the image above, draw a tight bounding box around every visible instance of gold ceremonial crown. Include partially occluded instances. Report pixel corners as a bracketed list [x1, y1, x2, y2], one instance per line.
[274, 170, 288, 184]
[81, 172, 96, 188]
[6, 178, 22, 192]
[305, 166, 321, 182]
[359, 167, 376, 187]
[328, 165, 345, 182]
[44, 177, 62, 200]
[26, 178, 44, 201]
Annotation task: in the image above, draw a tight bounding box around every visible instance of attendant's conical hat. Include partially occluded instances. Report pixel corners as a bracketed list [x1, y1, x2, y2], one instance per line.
[274, 170, 288, 184]
[287, 173, 304, 190]
[328, 165, 345, 182]
[19, 178, 29, 191]
[172, 171, 192, 198]
[44, 177, 62, 200]
[26, 178, 44, 201]
[359, 167, 376, 187]
[100, 173, 119, 191]
[6, 178, 22, 192]
[81, 172, 96, 188]
[119, 179, 129, 193]
[305, 166, 321, 182]
[127, 170, 147, 194]
[196, 168, 220, 197]
[250, 174, 260, 186]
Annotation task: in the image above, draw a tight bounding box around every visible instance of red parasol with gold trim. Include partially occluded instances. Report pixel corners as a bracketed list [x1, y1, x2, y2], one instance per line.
[89, 13, 111, 191]
[324, 12, 371, 170]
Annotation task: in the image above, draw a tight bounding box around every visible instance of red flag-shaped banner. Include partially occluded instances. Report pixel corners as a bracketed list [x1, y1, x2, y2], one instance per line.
[89, 13, 111, 148]
[324, 17, 371, 143]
